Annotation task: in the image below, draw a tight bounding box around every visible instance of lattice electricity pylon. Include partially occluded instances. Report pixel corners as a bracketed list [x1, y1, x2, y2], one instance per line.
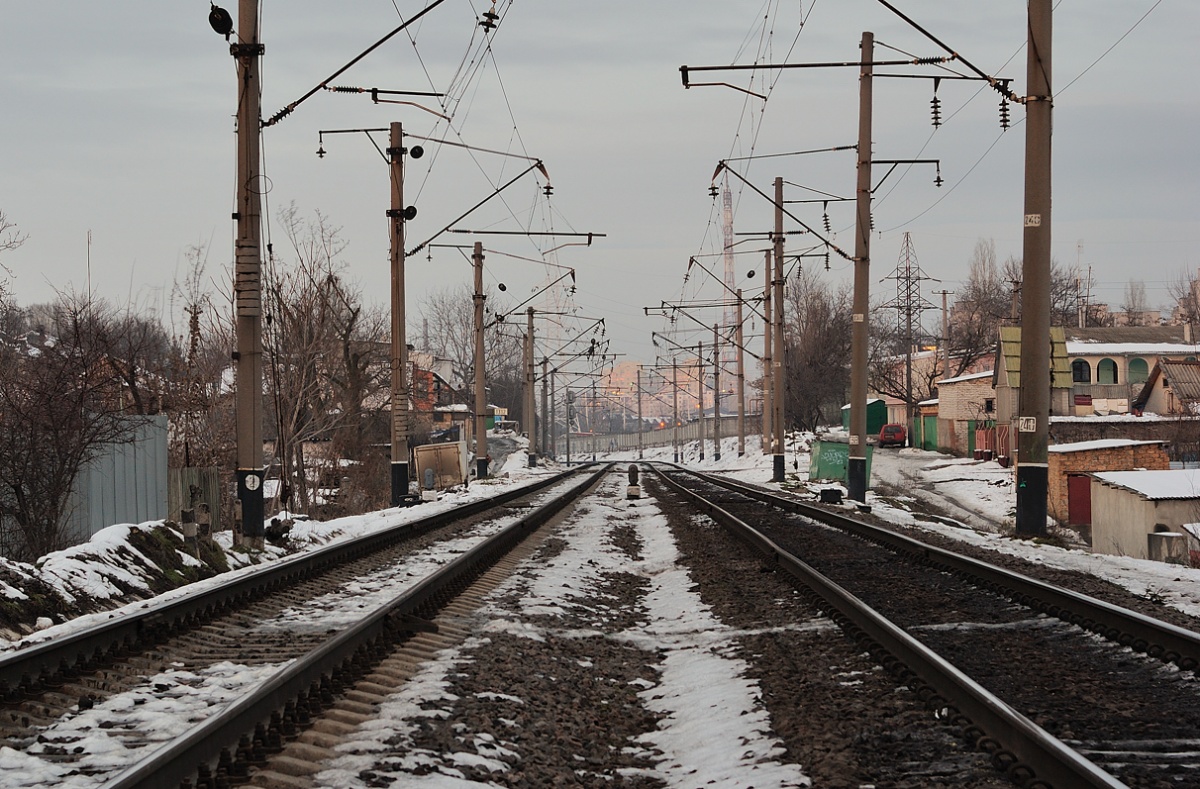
[880, 232, 938, 343]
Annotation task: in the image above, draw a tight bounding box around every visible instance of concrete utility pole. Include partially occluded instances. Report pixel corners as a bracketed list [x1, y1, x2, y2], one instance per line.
[472, 241, 488, 479]
[542, 359, 550, 460]
[712, 324, 722, 461]
[592, 380, 598, 462]
[761, 250, 773, 454]
[388, 122, 412, 505]
[1016, 0, 1053, 537]
[672, 359, 680, 462]
[736, 288, 746, 457]
[636, 367, 644, 459]
[935, 289, 953, 380]
[771, 176, 786, 482]
[698, 341, 706, 461]
[847, 31, 875, 503]
[549, 367, 557, 459]
[233, 0, 265, 546]
[525, 307, 537, 467]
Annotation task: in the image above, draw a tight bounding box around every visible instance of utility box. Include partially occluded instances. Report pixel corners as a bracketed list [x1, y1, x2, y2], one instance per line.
[809, 440, 872, 485]
[414, 441, 469, 492]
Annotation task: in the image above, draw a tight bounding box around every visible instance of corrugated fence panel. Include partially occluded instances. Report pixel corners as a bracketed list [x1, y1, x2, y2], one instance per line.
[65, 415, 169, 542]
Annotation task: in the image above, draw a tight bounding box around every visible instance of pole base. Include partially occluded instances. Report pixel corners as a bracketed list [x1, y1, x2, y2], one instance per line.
[772, 454, 785, 483]
[1015, 464, 1049, 537]
[847, 457, 867, 502]
[528, 453, 538, 468]
[476, 458, 488, 480]
[391, 462, 409, 507]
[236, 469, 265, 539]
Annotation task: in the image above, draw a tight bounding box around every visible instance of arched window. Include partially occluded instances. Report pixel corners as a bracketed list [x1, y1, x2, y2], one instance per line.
[1097, 358, 1118, 385]
[1071, 359, 1091, 383]
[1128, 357, 1149, 385]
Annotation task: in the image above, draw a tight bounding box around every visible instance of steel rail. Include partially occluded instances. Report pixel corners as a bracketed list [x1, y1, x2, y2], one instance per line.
[0, 466, 591, 696]
[662, 464, 1200, 671]
[652, 465, 1127, 789]
[105, 463, 611, 789]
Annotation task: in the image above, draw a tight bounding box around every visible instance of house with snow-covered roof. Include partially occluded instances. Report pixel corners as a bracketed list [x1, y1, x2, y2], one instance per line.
[1065, 325, 1198, 415]
[1090, 468, 1200, 563]
[1046, 439, 1169, 533]
[933, 370, 996, 457]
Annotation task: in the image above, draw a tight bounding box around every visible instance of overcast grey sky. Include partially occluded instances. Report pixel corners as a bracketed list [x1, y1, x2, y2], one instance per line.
[2, 1, 1196, 364]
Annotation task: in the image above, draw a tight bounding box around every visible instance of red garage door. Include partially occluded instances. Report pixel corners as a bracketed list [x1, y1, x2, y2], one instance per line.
[1067, 474, 1091, 526]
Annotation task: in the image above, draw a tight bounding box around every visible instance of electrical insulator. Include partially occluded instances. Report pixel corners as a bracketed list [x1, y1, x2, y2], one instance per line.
[934, 164, 944, 188]
[543, 183, 553, 197]
[709, 185, 719, 198]
[999, 97, 1010, 130]
[930, 77, 942, 128]
[480, 7, 499, 30]
[822, 201, 831, 234]
[824, 251, 830, 271]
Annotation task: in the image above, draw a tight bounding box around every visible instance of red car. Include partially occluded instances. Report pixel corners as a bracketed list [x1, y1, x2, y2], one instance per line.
[878, 423, 907, 447]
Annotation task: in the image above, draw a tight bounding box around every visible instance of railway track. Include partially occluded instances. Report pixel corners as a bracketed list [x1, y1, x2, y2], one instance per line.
[652, 463, 1200, 789]
[0, 464, 604, 789]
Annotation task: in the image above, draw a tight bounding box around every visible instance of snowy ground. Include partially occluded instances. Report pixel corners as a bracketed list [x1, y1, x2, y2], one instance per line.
[8, 431, 1200, 649]
[1, 432, 1199, 786]
[592, 433, 1200, 620]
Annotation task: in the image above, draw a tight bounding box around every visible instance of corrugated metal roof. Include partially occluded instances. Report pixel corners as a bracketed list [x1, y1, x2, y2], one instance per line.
[996, 326, 1072, 389]
[1159, 359, 1200, 403]
[1065, 326, 1188, 345]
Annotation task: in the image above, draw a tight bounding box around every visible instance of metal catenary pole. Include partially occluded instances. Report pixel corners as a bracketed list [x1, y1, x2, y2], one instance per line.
[472, 241, 488, 479]
[847, 32, 875, 502]
[233, 0, 265, 545]
[1016, 0, 1053, 537]
[388, 122, 412, 505]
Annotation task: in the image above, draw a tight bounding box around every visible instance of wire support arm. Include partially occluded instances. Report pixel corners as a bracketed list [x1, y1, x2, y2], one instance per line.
[717, 163, 853, 262]
[264, 0, 452, 127]
[406, 161, 549, 258]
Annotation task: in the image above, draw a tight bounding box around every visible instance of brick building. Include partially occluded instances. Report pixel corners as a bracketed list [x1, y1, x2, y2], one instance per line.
[935, 370, 996, 456]
[1046, 439, 1170, 531]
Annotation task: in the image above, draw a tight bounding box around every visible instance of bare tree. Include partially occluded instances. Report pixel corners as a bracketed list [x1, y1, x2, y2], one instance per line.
[0, 211, 25, 257]
[0, 294, 139, 560]
[167, 243, 236, 472]
[1169, 268, 1200, 328]
[1122, 280, 1149, 326]
[0, 210, 27, 302]
[262, 204, 392, 514]
[784, 269, 852, 431]
[417, 284, 524, 415]
[947, 239, 1010, 376]
[868, 303, 940, 412]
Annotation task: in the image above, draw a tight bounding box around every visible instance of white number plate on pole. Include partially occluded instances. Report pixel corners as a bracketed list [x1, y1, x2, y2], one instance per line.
[1018, 416, 1037, 432]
